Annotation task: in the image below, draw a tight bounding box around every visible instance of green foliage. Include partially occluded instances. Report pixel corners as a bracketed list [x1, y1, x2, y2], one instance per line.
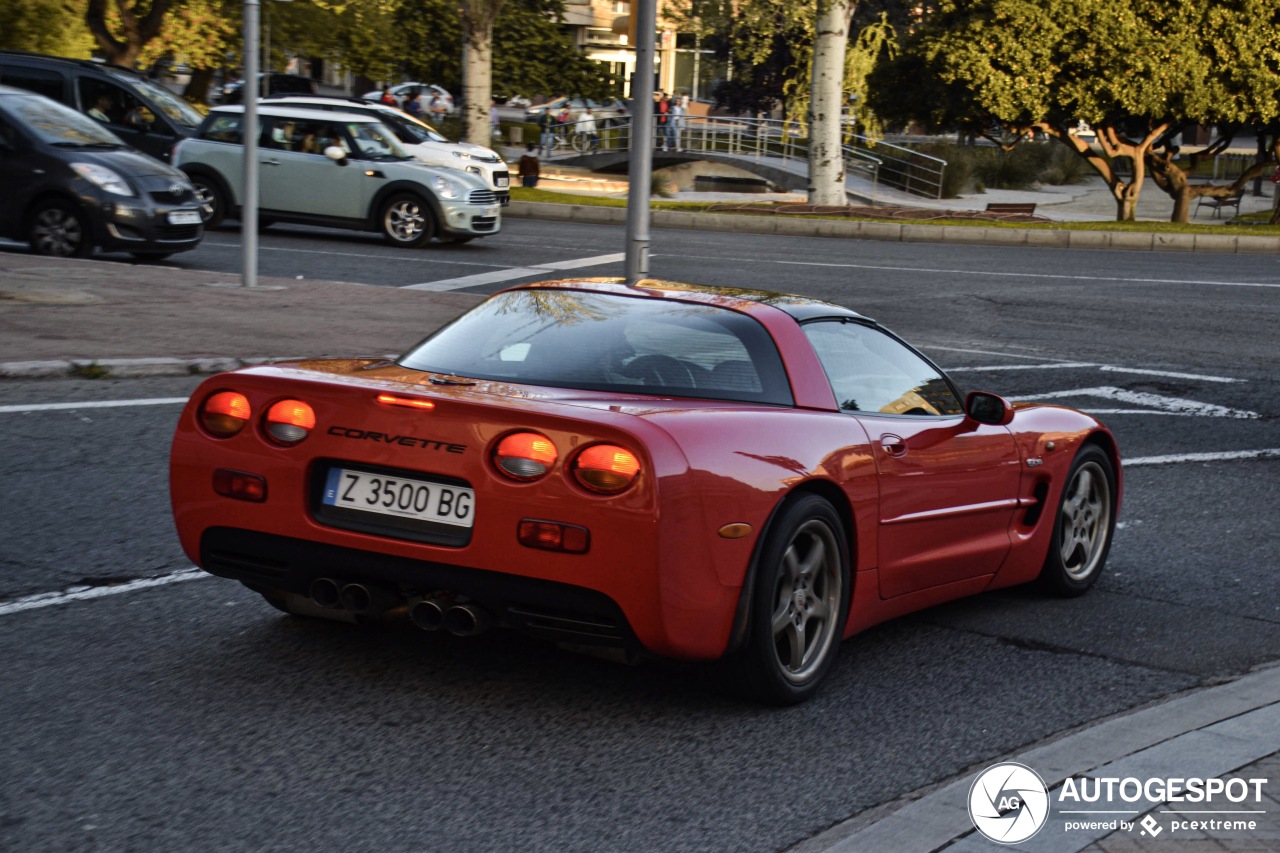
[916, 139, 1095, 196]
[0, 0, 95, 57]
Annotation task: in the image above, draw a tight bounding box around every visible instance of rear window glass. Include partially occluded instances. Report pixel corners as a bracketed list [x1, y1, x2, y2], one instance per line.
[399, 290, 794, 406]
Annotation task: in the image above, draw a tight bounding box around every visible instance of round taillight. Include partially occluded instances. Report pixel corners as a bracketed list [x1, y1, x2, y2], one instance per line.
[572, 444, 641, 494]
[493, 431, 558, 480]
[264, 399, 316, 445]
[200, 391, 251, 437]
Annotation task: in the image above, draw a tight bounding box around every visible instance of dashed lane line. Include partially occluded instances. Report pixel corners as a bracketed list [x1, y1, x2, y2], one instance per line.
[0, 569, 209, 617]
[0, 397, 189, 414]
[403, 252, 626, 291]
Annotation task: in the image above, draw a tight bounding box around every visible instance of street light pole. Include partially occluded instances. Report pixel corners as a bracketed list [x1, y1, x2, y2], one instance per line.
[623, 0, 656, 284]
[242, 0, 260, 288]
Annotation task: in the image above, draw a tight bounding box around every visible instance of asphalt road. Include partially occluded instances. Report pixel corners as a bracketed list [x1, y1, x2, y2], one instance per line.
[1, 219, 1277, 852]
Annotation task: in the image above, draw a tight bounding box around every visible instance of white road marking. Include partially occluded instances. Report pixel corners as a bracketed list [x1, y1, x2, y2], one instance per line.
[0, 397, 189, 414]
[403, 252, 626, 291]
[948, 363, 1243, 383]
[1015, 387, 1259, 419]
[0, 569, 208, 617]
[1127, 449, 1280, 466]
[777, 259, 1280, 289]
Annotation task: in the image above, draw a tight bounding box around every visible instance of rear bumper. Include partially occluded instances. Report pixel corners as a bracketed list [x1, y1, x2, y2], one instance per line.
[203, 526, 639, 649]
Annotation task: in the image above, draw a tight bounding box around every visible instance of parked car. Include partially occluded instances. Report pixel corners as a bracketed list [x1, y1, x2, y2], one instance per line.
[0, 85, 203, 259]
[172, 104, 500, 246]
[219, 72, 317, 104]
[263, 95, 510, 204]
[0, 49, 205, 161]
[524, 97, 629, 126]
[361, 83, 455, 115]
[170, 278, 1120, 705]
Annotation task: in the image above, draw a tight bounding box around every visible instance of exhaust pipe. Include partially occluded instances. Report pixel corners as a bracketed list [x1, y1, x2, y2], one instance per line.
[339, 583, 399, 616]
[410, 597, 448, 631]
[309, 577, 342, 609]
[443, 602, 493, 637]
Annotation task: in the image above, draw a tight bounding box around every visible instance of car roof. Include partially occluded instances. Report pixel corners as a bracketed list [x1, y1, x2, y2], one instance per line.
[0, 50, 147, 80]
[508, 278, 868, 322]
[208, 104, 382, 123]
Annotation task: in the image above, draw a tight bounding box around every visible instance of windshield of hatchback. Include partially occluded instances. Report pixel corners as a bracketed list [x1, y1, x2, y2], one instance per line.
[346, 120, 412, 159]
[108, 71, 204, 127]
[385, 111, 449, 144]
[4, 93, 124, 146]
[399, 289, 794, 405]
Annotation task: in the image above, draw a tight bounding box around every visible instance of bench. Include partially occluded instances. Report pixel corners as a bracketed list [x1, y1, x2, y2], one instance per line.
[1194, 193, 1242, 219]
[984, 202, 1037, 216]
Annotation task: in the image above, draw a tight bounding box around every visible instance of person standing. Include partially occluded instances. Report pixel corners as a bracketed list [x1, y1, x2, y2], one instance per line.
[654, 92, 670, 150]
[668, 95, 685, 151]
[490, 100, 500, 139]
[404, 91, 423, 119]
[380, 86, 397, 107]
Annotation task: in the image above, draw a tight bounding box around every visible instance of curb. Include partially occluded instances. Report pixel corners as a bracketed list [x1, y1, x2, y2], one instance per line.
[0, 355, 291, 381]
[799, 663, 1280, 852]
[504, 201, 1280, 255]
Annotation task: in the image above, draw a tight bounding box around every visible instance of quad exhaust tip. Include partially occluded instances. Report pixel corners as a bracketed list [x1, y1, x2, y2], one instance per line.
[443, 602, 492, 637]
[309, 577, 342, 609]
[410, 597, 448, 631]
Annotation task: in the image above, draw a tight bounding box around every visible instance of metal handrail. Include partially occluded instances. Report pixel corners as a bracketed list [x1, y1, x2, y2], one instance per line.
[539, 115, 947, 201]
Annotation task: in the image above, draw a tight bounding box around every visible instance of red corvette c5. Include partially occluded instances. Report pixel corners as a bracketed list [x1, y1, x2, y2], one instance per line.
[170, 279, 1121, 704]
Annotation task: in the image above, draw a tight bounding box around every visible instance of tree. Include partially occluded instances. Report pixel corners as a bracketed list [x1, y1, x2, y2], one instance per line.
[85, 0, 173, 68]
[0, 0, 95, 57]
[870, 0, 1280, 222]
[459, 0, 506, 146]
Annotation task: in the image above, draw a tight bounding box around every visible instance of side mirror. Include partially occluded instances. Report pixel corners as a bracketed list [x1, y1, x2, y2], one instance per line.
[324, 145, 348, 165]
[965, 391, 1014, 426]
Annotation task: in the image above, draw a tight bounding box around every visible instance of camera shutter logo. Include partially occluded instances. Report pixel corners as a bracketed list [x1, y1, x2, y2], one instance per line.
[968, 762, 1051, 844]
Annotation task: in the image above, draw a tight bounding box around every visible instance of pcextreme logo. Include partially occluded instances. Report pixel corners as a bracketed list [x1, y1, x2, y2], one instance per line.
[968, 762, 1051, 844]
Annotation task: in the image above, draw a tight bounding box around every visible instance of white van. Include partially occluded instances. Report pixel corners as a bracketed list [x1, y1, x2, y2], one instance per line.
[264, 95, 510, 204]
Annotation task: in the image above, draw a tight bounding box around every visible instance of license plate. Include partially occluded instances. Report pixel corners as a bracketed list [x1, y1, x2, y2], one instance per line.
[495, 176, 509, 188]
[484, 205, 500, 217]
[168, 209, 202, 225]
[322, 468, 474, 528]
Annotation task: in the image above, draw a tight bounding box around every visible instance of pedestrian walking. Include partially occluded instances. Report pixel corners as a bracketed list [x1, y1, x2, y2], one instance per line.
[537, 109, 556, 156]
[668, 95, 685, 151]
[575, 107, 599, 151]
[654, 92, 670, 150]
[517, 143, 541, 188]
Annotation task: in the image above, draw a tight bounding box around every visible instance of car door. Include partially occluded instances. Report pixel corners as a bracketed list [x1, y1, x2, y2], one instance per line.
[802, 319, 1022, 598]
[258, 116, 366, 219]
[75, 77, 173, 160]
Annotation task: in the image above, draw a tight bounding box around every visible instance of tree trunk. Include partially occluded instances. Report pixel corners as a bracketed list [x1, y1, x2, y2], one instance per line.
[85, 0, 172, 69]
[808, 0, 854, 206]
[184, 67, 215, 105]
[460, 1, 504, 147]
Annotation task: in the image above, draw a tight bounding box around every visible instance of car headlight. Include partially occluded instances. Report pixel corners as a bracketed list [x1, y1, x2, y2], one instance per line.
[451, 150, 471, 161]
[431, 174, 463, 199]
[71, 163, 135, 197]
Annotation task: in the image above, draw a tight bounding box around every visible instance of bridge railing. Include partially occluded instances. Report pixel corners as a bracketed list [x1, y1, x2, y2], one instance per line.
[542, 115, 944, 201]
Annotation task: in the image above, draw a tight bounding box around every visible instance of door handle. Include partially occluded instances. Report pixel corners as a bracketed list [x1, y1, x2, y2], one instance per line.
[260, 159, 281, 166]
[880, 434, 907, 457]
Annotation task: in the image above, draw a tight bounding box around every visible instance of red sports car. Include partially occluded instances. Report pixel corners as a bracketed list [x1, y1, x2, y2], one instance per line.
[170, 279, 1120, 704]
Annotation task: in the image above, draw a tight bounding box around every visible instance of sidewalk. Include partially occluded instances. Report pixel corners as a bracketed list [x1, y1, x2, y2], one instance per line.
[2, 215, 1278, 853]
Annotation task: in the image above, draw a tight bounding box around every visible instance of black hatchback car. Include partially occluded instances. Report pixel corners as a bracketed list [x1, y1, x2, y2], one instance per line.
[0, 85, 204, 259]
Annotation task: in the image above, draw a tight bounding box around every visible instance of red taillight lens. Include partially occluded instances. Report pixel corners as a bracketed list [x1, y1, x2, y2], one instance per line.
[572, 444, 641, 494]
[518, 519, 590, 554]
[213, 468, 267, 502]
[264, 399, 315, 445]
[200, 391, 251, 437]
[494, 431, 558, 480]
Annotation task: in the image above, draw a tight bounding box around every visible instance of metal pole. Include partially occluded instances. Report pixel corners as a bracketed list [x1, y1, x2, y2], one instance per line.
[623, 0, 656, 284]
[242, 0, 260, 288]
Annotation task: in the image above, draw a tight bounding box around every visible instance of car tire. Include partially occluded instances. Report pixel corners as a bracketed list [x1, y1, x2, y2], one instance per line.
[379, 192, 434, 247]
[189, 174, 225, 228]
[713, 493, 850, 705]
[1038, 444, 1116, 596]
[28, 199, 93, 258]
